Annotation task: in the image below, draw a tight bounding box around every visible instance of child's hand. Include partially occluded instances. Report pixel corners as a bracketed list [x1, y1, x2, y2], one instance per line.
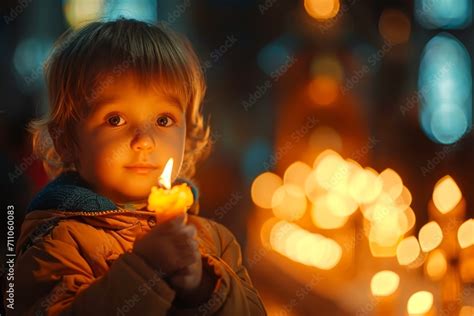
[168, 257, 202, 291]
[170, 258, 218, 307]
[132, 214, 200, 276]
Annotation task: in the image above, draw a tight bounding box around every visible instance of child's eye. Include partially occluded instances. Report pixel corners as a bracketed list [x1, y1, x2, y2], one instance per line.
[107, 115, 125, 126]
[156, 115, 175, 127]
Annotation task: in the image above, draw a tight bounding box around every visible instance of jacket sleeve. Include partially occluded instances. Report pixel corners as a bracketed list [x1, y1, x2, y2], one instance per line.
[6, 226, 176, 316]
[169, 221, 267, 316]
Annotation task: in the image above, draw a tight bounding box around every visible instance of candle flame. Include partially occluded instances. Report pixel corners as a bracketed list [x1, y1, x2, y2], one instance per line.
[159, 158, 173, 189]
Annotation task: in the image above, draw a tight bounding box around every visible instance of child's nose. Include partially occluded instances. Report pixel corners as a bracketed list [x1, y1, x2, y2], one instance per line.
[131, 130, 155, 151]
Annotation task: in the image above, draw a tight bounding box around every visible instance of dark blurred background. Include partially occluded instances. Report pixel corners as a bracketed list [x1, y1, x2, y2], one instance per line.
[1, 0, 473, 315]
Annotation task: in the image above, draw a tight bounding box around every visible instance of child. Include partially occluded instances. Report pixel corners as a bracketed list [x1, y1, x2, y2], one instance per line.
[6, 18, 266, 315]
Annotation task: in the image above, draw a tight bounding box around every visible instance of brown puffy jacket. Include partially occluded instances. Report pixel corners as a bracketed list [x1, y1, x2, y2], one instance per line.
[4, 174, 266, 316]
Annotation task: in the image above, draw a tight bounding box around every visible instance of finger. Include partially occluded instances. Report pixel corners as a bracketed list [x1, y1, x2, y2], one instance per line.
[156, 213, 186, 232]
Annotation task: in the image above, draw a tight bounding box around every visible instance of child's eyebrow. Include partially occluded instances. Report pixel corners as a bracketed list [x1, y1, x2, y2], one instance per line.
[88, 95, 184, 113]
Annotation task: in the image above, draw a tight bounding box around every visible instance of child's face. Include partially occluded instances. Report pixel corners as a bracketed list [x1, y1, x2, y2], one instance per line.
[74, 74, 186, 204]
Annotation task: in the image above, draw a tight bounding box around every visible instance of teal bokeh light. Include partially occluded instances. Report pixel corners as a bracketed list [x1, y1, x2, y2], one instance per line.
[418, 33, 472, 144]
[415, 0, 472, 29]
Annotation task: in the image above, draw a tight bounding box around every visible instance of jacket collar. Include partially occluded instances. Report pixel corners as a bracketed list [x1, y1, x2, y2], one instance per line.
[27, 171, 199, 214]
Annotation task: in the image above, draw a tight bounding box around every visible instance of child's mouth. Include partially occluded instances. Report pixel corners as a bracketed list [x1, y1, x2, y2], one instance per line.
[124, 163, 158, 175]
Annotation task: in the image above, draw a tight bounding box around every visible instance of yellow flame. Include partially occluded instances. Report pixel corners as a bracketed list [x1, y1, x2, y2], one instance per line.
[433, 175, 462, 214]
[159, 158, 173, 189]
[407, 291, 433, 315]
[370, 270, 400, 297]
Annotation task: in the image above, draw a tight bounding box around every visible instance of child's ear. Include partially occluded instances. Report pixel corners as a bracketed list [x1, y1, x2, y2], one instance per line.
[48, 126, 77, 164]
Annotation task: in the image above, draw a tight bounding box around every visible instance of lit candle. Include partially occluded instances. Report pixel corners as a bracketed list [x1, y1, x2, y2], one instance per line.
[147, 158, 194, 222]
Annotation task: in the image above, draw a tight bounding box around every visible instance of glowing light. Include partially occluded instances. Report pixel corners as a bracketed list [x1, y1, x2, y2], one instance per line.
[349, 168, 383, 204]
[425, 249, 447, 281]
[407, 291, 434, 315]
[370, 271, 400, 297]
[433, 175, 462, 214]
[325, 191, 358, 217]
[158, 158, 173, 189]
[379, 9, 411, 45]
[103, 0, 157, 22]
[284, 161, 312, 189]
[13, 37, 53, 91]
[395, 186, 413, 210]
[270, 220, 342, 270]
[402, 207, 417, 234]
[311, 196, 349, 229]
[419, 221, 443, 252]
[419, 33, 472, 144]
[379, 168, 403, 200]
[307, 75, 339, 106]
[304, 169, 325, 203]
[369, 211, 404, 247]
[251, 172, 283, 209]
[63, 0, 105, 28]
[415, 0, 472, 29]
[458, 219, 474, 249]
[304, 0, 340, 20]
[397, 236, 421, 266]
[272, 184, 307, 221]
[314, 151, 347, 190]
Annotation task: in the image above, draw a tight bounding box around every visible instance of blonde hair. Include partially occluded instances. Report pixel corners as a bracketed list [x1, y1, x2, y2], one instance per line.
[29, 18, 210, 180]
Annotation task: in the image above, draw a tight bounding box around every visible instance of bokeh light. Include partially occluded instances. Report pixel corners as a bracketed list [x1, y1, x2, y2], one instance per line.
[304, 0, 340, 20]
[458, 219, 474, 249]
[63, 0, 105, 28]
[102, 0, 157, 22]
[432, 175, 462, 214]
[311, 196, 349, 229]
[415, 0, 472, 29]
[396, 236, 421, 266]
[283, 161, 312, 189]
[419, 33, 472, 144]
[425, 249, 447, 281]
[370, 270, 400, 297]
[407, 291, 434, 315]
[378, 9, 411, 45]
[270, 220, 342, 270]
[307, 75, 340, 106]
[418, 221, 443, 252]
[272, 184, 307, 221]
[251, 172, 282, 209]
